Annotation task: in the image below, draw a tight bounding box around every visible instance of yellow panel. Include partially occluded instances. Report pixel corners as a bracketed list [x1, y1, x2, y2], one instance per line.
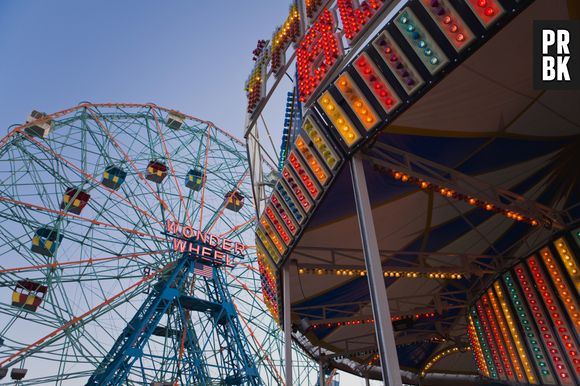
[25, 294, 36, 306]
[554, 237, 580, 295]
[318, 91, 361, 147]
[302, 117, 340, 170]
[295, 135, 329, 185]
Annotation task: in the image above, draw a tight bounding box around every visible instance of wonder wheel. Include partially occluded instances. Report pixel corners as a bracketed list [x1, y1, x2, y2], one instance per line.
[0, 103, 316, 385]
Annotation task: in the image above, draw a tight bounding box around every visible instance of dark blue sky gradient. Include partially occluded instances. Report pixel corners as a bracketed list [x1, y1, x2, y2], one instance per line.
[0, 0, 290, 138]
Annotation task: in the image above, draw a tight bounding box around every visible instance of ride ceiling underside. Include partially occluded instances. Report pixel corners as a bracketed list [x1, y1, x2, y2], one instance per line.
[254, 0, 580, 383]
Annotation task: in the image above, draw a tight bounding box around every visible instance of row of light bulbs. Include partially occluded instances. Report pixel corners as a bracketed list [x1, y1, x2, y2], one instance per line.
[378, 166, 542, 226]
[420, 346, 471, 376]
[309, 311, 438, 330]
[297, 267, 464, 279]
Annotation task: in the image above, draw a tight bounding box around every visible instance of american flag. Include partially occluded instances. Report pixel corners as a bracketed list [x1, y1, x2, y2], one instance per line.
[194, 261, 213, 278]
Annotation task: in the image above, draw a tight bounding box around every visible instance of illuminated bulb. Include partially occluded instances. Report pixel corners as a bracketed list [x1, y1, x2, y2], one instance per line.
[484, 7, 495, 16]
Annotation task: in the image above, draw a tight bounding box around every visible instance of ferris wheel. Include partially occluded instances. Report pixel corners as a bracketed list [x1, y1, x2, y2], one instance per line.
[0, 103, 317, 385]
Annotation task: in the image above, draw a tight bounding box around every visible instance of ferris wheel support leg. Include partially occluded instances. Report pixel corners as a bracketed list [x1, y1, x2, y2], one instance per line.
[283, 263, 293, 386]
[350, 155, 402, 386]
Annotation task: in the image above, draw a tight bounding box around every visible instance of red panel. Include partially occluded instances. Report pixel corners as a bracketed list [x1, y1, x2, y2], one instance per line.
[337, 0, 386, 41]
[465, 0, 505, 28]
[354, 53, 402, 113]
[297, 9, 343, 102]
[420, 0, 475, 52]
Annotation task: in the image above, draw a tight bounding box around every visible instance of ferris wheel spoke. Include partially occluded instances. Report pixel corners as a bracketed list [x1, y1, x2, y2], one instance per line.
[0, 196, 166, 245]
[204, 169, 250, 234]
[197, 124, 213, 230]
[0, 261, 173, 369]
[85, 107, 180, 223]
[0, 104, 315, 384]
[151, 108, 194, 228]
[230, 298, 285, 386]
[18, 131, 164, 229]
[218, 215, 257, 239]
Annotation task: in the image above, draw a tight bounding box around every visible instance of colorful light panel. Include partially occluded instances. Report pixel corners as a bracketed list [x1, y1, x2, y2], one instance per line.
[503, 272, 556, 384]
[265, 204, 292, 246]
[281, 165, 313, 213]
[395, 8, 448, 74]
[318, 91, 362, 147]
[302, 116, 340, 170]
[271, 4, 301, 75]
[335, 72, 379, 131]
[275, 180, 306, 224]
[468, 314, 490, 377]
[528, 256, 580, 381]
[256, 227, 281, 264]
[257, 244, 279, 322]
[493, 281, 538, 384]
[287, 150, 322, 200]
[465, 0, 505, 28]
[421, 0, 474, 51]
[297, 9, 343, 102]
[514, 264, 574, 384]
[270, 192, 299, 236]
[487, 288, 526, 382]
[259, 218, 286, 255]
[475, 299, 507, 380]
[554, 237, 580, 295]
[470, 308, 499, 379]
[481, 295, 515, 381]
[372, 31, 424, 95]
[294, 135, 330, 186]
[539, 247, 580, 335]
[337, 0, 386, 41]
[353, 53, 402, 113]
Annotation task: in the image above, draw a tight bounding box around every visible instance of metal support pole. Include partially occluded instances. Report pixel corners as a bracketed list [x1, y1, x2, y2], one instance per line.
[365, 376, 371, 386]
[350, 155, 403, 386]
[319, 358, 325, 386]
[283, 263, 293, 386]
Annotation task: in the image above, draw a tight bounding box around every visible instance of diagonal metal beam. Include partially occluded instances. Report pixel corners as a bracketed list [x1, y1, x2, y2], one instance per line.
[364, 143, 570, 229]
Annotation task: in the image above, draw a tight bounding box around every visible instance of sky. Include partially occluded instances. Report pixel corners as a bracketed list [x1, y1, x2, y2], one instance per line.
[0, 0, 290, 139]
[0, 1, 384, 384]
